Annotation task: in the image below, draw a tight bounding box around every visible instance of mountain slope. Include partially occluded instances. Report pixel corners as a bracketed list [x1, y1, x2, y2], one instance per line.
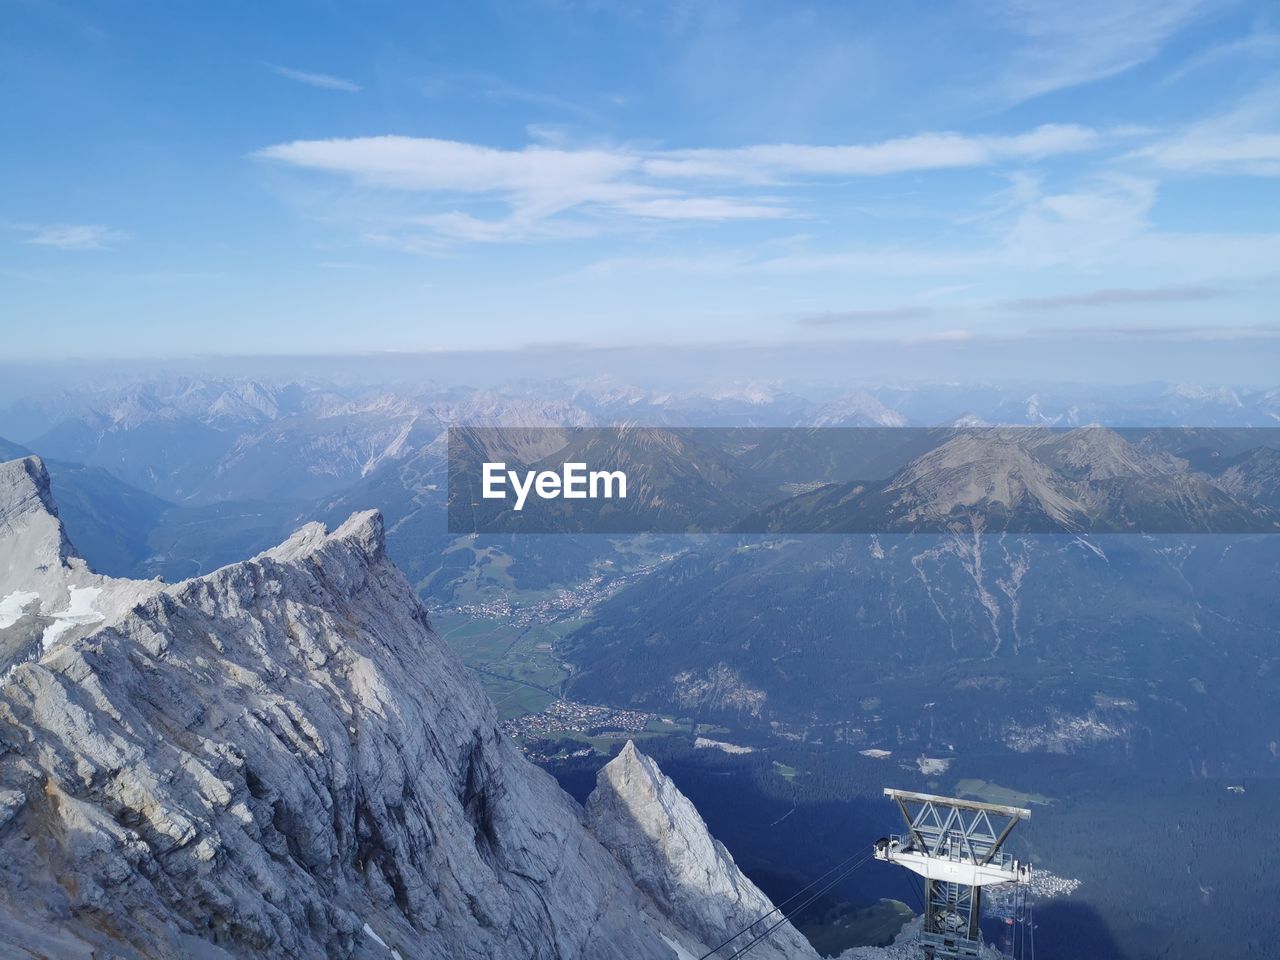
[740, 428, 1280, 534]
[1, 455, 821, 960]
[564, 526, 1280, 774]
[1217, 446, 1280, 510]
[587, 741, 819, 960]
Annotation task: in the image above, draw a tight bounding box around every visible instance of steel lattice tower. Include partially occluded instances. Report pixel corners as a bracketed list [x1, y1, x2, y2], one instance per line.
[874, 789, 1032, 959]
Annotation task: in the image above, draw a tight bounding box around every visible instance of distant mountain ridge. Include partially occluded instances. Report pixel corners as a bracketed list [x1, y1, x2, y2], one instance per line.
[7, 377, 1280, 512]
[740, 427, 1280, 534]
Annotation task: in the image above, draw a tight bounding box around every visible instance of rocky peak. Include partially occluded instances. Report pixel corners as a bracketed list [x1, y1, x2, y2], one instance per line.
[261, 509, 385, 566]
[0, 456, 73, 578]
[886, 431, 1083, 527]
[1, 466, 738, 959]
[0, 457, 161, 676]
[586, 741, 819, 960]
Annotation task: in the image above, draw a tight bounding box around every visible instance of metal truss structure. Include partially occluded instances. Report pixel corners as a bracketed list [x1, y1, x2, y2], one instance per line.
[874, 789, 1032, 959]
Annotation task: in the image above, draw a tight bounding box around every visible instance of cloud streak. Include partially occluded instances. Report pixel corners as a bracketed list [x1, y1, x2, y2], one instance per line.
[1035, 323, 1280, 341]
[573, 173, 1280, 334]
[16, 223, 127, 250]
[1162, 32, 1280, 84]
[1138, 83, 1280, 176]
[1000, 285, 1226, 311]
[994, 0, 1214, 103]
[642, 125, 1101, 180]
[270, 65, 361, 93]
[799, 307, 934, 326]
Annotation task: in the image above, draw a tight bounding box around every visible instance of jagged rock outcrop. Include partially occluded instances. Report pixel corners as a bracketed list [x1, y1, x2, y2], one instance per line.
[0, 457, 160, 679]
[586, 741, 820, 960]
[0, 456, 757, 959]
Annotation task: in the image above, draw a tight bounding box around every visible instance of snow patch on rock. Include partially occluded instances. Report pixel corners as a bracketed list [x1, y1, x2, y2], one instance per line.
[0, 591, 38, 629]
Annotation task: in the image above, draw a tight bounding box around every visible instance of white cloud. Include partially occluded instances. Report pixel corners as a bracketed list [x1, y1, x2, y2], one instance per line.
[20, 224, 126, 250]
[1148, 133, 1280, 175]
[800, 307, 934, 326]
[259, 136, 636, 195]
[256, 125, 1109, 244]
[1000, 285, 1225, 310]
[1001, 174, 1156, 268]
[398, 211, 603, 245]
[578, 173, 1280, 300]
[269, 65, 361, 93]
[994, 0, 1214, 102]
[642, 125, 1102, 180]
[615, 197, 794, 220]
[1163, 32, 1280, 85]
[1139, 85, 1280, 176]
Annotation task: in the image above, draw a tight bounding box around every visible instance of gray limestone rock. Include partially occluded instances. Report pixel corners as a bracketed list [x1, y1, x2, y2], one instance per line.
[586, 741, 820, 960]
[0, 458, 704, 959]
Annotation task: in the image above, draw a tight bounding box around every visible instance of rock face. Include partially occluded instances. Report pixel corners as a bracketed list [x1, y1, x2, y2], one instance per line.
[0, 455, 811, 960]
[0, 457, 160, 680]
[586, 741, 820, 960]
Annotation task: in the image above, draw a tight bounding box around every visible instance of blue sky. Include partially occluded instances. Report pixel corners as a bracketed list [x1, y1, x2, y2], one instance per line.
[2, 0, 1279, 363]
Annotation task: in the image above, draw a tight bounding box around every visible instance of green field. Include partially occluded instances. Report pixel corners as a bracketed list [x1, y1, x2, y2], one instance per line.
[432, 610, 577, 719]
[427, 537, 686, 721]
[953, 778, 1054, 807]
[773, 761, 800, 781]
[646, 717, 694, 734]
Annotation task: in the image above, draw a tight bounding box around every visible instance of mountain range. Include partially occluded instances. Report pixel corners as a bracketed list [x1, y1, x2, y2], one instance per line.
[4, 375, 1280, 957]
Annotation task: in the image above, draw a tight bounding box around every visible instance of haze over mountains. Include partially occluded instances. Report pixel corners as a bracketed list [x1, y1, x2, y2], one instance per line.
[5, 376, 1280, 571]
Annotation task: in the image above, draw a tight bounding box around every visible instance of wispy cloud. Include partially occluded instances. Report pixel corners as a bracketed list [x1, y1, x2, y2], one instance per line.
[269, 64, 361, 93]
[16, 223, 127, 250]
[577, 174, 1280, 299]
[1000, 285, 1226, 311]
[424, 72, 601, 122]
[1000, 174, 1158, 269]
[642, 125, 1102, 180]
[1145, 134, 1280, 175]
[1163, 32, 1280, 85]
[1140, 85, 1280, 175]
[903, 329, 976, 344]
[615, 197, 793, 220]
[255, 125, 1108, 244]
[994, 0, 1214, 103]
[1035, 323, 1280, 341]
[799, 307, 934, 326]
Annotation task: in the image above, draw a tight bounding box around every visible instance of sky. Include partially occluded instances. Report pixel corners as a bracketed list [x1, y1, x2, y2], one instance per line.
[2, 0, 1279, 371]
